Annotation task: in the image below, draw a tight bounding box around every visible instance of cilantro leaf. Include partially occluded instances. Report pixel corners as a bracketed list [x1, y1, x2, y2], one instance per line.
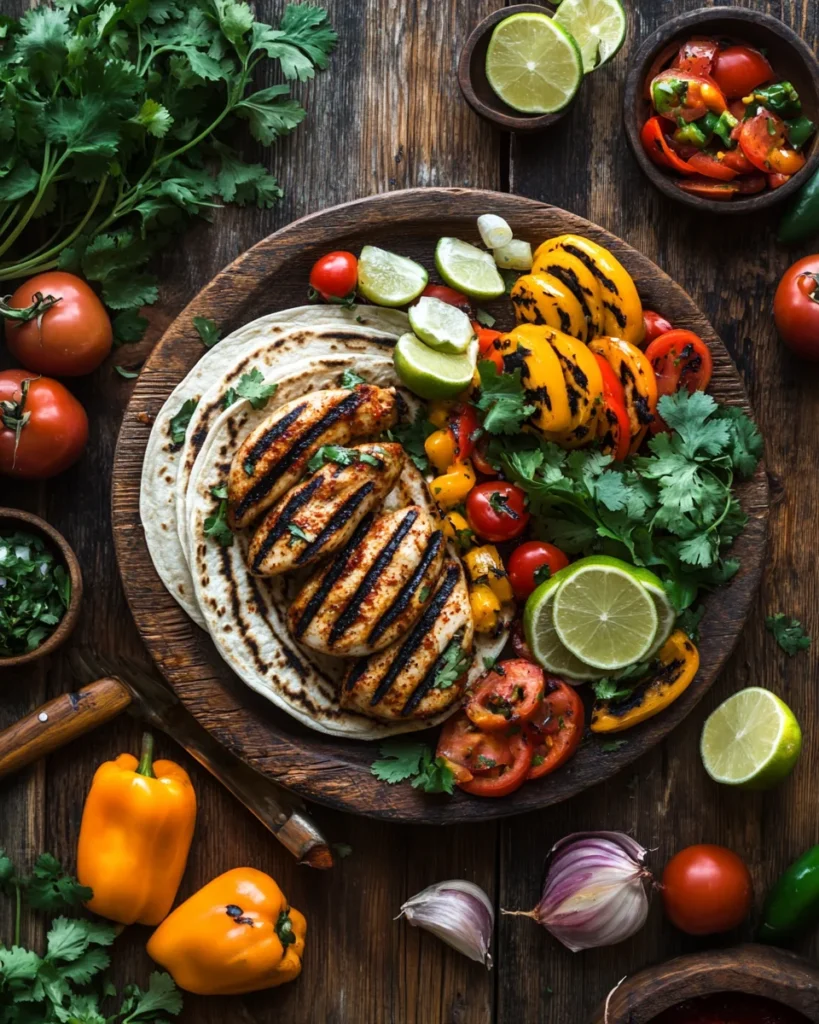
[432, 638, 471, 690]
[387, 410, 435, 472]
[600, 739, 628, 753]
[204, 500, 233, 547]
[766, 613, 812, 656]
[287, 523, 311, 545]
[24, 853, 92, 913]
[307, 444, 360, 472]
[168, 398, 197, 446]
[112, 309, 148, 345]
[120, 971, 184, 1020]
[235, 368, 277, 409]
[473, 360, 536, 435]
[371, 740, 428, 784]
[411, 750, 455, 795]
[340, 369, 366, 389]
[193, 316, 220, 348]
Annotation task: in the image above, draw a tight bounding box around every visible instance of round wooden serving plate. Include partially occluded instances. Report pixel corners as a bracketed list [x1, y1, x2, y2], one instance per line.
[112, 188, 769, 824]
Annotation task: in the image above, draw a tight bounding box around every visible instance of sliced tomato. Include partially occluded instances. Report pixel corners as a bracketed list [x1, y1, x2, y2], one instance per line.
[458, 730, 533, 798]
[712, 45, 774, 100]
[644, 41, 681, 100]
[450, 403, 479, 463]
[423, 284, 473, 317]
[674, 37, 718, 78]
[685, 151, 737, 181]
[640, 118, 696, 175]
[471, 439, 499, 477]
[437, 713, 513, 779]
[474, 323, 504, 372]
[734, 174, 767, 194]
[768, 172, 792, 190]
[593, 352, 630, 461]
[643, 310, 674, 343]
[526, 678, 584, 780]
[720, 147, 755, 174]
[466, 660, 545, 732]
[651, 69, 728, 123]
[677, 178, 740, 200]
[740, 110, 807, 175]
[646, 329, 713, 406]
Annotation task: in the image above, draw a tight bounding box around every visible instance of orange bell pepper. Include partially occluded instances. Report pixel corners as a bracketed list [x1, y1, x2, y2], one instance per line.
[147, 867, 307, 995]
[76, 732, 196, 926]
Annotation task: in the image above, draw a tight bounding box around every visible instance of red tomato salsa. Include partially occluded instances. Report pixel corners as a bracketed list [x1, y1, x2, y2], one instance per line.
[650, 992, 811, 1024]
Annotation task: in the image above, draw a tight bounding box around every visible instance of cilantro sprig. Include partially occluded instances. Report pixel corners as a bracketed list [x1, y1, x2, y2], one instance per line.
[473, 360, 536, 436]
[0, 532, 71, 656]
[766, 613, 812, 656]
[370, 740, 455, 795]
[223, 369, 277, 410]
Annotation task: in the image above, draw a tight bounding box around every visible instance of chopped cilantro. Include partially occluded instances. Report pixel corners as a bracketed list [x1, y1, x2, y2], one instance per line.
[193, 316, 220, 349]
[418, 585, 432, 603]
[676, 604, 705, 642]
[475, 755, 496, 769]
[370, 741, 454, 794]
[600, 739, 628, 752]
[533, 563, 552, 587]
[204, 500, 233, 547]
[473, 360, 536, 435]
[386, 409, 436, 472]
[766, 614, 811, 656]
[287, 523, 311, 546]
[307, 444, 382, 473]
[433, 639, 471, 690]
[0, 531, 72, 657]
[168, 398, 198, 446]
[340, 369, 367, 389]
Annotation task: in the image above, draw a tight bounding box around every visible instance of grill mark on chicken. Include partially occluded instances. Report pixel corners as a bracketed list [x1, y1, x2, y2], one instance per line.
[249, 475, 324, 573]
[328, 509, 420, 646]
[366, 563, 461, 706]
[296, 481, 375, 564]
[367, 530, 444, 646]
[402, 629, 466, 717]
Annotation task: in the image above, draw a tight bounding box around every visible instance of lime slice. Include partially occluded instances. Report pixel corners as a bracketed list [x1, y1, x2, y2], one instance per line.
[408, 296, 476, 355]
[701, 687, 802, 790]
[394, 332, 477, 400]
[642, 581, 675, 658]
[523, 572, 600, 681]
[435, 237, 505, 301]
[357, 245, 428, 307]
[485, 12, 583, 115]
[552, 558, 659, 670]
[554, 0, 627, 74]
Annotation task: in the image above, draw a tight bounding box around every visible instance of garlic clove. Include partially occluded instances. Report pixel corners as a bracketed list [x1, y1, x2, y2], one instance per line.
[398, 879, 494, 968]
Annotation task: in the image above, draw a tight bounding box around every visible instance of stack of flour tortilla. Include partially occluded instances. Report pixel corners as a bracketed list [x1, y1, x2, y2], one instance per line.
[141, 305, 508, 739]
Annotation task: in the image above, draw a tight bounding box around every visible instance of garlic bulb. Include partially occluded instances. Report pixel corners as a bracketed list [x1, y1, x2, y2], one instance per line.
[398, 879, 494, 967]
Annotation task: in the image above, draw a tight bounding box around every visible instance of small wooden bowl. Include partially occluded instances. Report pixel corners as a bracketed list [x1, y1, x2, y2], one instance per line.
[458, 3, 576, 133]
[0, 508, 83, 669]
[591, 944, 819, 1023]
[624, 7, 819, 215]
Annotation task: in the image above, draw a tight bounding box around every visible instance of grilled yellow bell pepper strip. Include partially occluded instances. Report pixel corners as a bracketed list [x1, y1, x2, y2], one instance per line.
[430, 459, 476, 508]
[588, 336, 657, 449]
[537, 234, 645, 346]
[424, 428, 457, 474]
[442, 510, 474, 550]
[497, 324, 571, 433]
[542, 329, 604, 437]
[510, 272, 588, 341]
[147, 867, 306, 995]
[463, 544, 513, 604]
[531, 244, 606, 339]
[469, 584, 502, 634]
[590, 631, 700, 734]
[76, 733, 197, 926]
[427, 400, 456, 428]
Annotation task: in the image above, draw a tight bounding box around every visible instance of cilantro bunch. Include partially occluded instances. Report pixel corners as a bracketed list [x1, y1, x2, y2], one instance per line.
[0, 850, 182, 1023]
[0, 0, 336, 342]
[0, 531, 71, 656]
[370, 741, 455, 794]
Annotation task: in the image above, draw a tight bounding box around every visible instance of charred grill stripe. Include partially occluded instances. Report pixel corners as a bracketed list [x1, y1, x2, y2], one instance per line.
[525, 385, 551, 412]
[502, 344, 530, 378]
[296, 481, 375, 564]
[235, 392, 363, 519]
[367, 530, 444, 645]
[545, 264, 595, 329]
[250, 475, 324, 572]
[328, 509, 420, 646]
[402, 630, 467, 717]
[603, 299, 628, 330]
[368, 563, 460, 707]
[557, 307, 573, 335]
[291, 513, 375, 638]
[561, 243, 619, 296]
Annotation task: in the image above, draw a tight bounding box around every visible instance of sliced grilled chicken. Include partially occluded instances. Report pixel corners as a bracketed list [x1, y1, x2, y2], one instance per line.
[288, 506, 445, 658]
[339, 558, 474, 720]
[247, 443, 403, 577]
[229, 384, 398, 529]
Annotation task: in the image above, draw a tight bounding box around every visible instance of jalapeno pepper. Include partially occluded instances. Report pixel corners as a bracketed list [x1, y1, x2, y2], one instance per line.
[757, 845, 819, 944]
[779, 167, 819, 243]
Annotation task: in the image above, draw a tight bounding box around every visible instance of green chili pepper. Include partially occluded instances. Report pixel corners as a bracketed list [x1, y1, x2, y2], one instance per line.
[757, 845, 819, 943]
[674, 120, 708, 149]
[786, 115, 816, 151]
[697, 110, 738, 148]
[779, 168, 819, 243]
[753, 81, 802, 118]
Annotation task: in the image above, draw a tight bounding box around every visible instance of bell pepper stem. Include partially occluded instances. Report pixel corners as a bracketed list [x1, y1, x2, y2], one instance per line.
[137, 732, 156, 778]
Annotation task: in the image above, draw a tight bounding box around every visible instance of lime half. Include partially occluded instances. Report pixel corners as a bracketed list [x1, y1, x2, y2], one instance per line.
[408, 296, 475, 355]
[552, 558, 659, 670]
[701, 687, 802, 790]
[394, 333, 476, 400]
[523, 572, 600, 681]
[435, 237, 505, 300]
[357, 245, 428, 307]
[485, 12, 583, 115]
[554, 0, 627, 74]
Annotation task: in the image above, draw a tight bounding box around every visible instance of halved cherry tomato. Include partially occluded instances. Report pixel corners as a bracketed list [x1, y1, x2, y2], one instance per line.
[643, 310, 674, 343]
[474, 323, 504, 372]
[768, 172, 792, 190]
[507, 541, 570, 601]
[651, 69, 728, 123]
[450, 403, 479, 463]
[526, 677, 585, 780]
[471, 439, 499, 477]
[309, 251, 358, 302]
[461, 733, 532, 797]
[644, 42, 683, 100]
[686, 151, 738, 181]
[720, 148, 755, 174]
[437, 713, 512, 778]
[712, 45, 774, 100]
[740, 111, 806, 175]
[466, 659, 545, 732]
[593, 353, 630, 461]
[466, 481, 529, 543]
[641, 117, 697, 176]
[674, 37, 718, 78]
[646, 330, 713, 400]
[423, 284, 473, 317]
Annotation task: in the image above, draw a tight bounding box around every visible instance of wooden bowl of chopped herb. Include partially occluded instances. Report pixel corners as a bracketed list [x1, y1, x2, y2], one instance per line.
[0, 509, 83, 668]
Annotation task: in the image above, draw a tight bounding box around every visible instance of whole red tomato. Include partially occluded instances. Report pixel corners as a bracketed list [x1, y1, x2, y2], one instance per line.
[712, 44, 773, 100]
[466, 482, 529, 543]
[507, 541, 569, 601]
[661, 844, 752, 935]
[0, 370, 88, 478]
[309, 251, 358, 302]
[774, 256, 819, 360]
[2, 272, 112, 377]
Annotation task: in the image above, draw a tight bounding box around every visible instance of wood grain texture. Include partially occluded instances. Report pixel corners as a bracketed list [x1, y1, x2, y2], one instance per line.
[112, 187, 768, 823]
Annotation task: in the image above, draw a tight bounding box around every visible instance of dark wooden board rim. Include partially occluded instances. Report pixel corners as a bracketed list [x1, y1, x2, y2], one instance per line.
[112, 187, 769, 824]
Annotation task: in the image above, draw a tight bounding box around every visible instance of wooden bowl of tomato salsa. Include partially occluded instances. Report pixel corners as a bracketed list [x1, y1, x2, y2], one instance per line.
[624, 7, 819, 214]
[591, 945, 819, 1023]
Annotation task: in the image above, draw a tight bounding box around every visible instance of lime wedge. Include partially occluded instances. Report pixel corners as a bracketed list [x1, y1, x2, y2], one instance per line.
[408, 296, 476, 355]
[552, 558, 659, 670]
[394, 332, 477, 400]
[357, 245, 428, 307]
[554, 0, 627, 74]
[701, 687, 802, 790]
[485, 12, 583, 115]
[435, 237, 505, 300]
[523, 572, 600, 681]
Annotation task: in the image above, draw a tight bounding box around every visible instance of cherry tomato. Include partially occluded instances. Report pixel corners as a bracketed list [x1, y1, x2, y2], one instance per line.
[662, 844, 752, 935]
[641, 117, 697, 176]
[466, 659, 545, 732]
[471, 439, 499, 477]
[677, 178, 740, 200]
[720, 148, 756, 174]
[526, 677, 584, 780]
[0, 370, 88, 479]
[734, 173, 768, 194]
[2, 272, 112, 377]
[593, 353, 631, 461]
[686, 151, 738, 181]
[768, 172, 792, 190]
[437, 713, 534, 798]
[740, 111, 806, 175]
[309, 251, 358, 302]
[712, 45, 774, 100]
[774, 255, 819, 360]
[651, 70, 728, 124]
[474, 323, 504, 372]
[507, 541, 569, 601]
[423, 284, 473, 316]
[646, 330, 713, 398]
[466, 481, 529, 543]
[643, 310, 674, 343]
[449, 403, 478, 463]
[674, 37, 718, 78]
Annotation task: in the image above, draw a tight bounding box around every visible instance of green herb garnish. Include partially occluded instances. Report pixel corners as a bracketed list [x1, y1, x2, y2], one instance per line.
[386, 409, 436, 473]
[204, 498, 233, 547]
[370, 741, 455, 795]
[234, 369, 278, 410]
[433, 639, 471, 691]
[340, 369, 367, 389]
[168, 398, 198, 447]
[766, 613, 811, 656]
[193, 317, 220, 349]
[473, 360, 536, 436]
[0, 532, 71, 657]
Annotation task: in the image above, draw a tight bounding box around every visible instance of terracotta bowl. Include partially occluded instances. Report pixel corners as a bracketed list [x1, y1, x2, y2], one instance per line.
[624, 7, 819, 215]
[591, 944, 819, 1023]
[0, 508, 83, 668]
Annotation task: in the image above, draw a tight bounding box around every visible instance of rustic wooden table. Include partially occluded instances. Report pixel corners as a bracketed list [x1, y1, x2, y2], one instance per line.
[3, 1, 818, 1021]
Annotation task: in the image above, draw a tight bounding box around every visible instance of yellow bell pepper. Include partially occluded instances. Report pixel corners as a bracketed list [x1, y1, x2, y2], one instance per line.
[588, 336, 658, 449]
[531, 244, 606, 338]
[498, 324, 571, 433]
[424, 428, 456, 473]
[590, 630, 700, 733]
[427, 400, 456, 428]
[543, 330, 604, 435]
[463, 544, 513, 604]
[510, 272, 588, 341]
[469, 584, 501, 634]
[76, 733, 196, 926]
[442, 510, 473, 550]
[147, 867, 306, 995]
[431, 460, 476, 508]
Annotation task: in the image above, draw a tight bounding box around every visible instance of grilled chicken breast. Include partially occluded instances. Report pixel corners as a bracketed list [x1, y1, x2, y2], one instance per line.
[340, 558, 474, 720]
[247, 443, 403, 577]
[228, 385, 398, 529]
[288, 505, 445, 658]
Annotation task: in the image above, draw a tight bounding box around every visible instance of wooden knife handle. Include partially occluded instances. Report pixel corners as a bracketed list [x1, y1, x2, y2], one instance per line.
[0, 678, 132, 779]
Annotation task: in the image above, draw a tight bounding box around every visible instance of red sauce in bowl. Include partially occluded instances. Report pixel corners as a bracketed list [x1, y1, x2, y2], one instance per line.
[650, 993, 812, 1024]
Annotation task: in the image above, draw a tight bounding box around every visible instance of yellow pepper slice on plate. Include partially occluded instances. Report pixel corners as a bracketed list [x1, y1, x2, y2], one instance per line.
[463, 544, 513, 604]
[588, 336, 657, 450]
[510, 272, 588, 341]
[531, 244, 606, 339]
[431, 459, 476, 508]
[469, 583, 501, 634]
